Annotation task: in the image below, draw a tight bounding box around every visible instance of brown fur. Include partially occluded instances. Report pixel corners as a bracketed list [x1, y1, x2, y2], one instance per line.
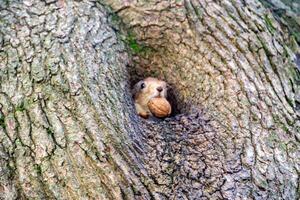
[133, 77, 167, 118]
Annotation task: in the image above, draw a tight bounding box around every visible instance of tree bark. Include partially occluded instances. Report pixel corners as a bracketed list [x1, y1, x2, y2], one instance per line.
[0, 0, 299, 200]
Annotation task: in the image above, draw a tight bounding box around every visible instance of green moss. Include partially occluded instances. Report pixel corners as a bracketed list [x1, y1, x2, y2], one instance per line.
[2, 0, 9, 6]
[15, 101, 26, 112]
[46, 127, 54, 136]
[194, 6, 203, 19]
[15, 98, 36, 113]
[34, 164, 42, 175]
[110, 12, 120, 23]
[252, 0, 300, 47]
[281, 125, 289, 133]
[282, 45, 290, 59]
[259, 39, 272, 56]
[15, 139, 22, 146]
[268, 132, 278, 143]
[283, 15, 300, 43]
[272, 114, 280, 123]
[124, 33, 155, 55]
[264, 15, 276, 34]
[261, 180, 268, 188]
[251, 115, 259, 122]
[286, 98, 294, 107]
[289, 35, 299, 52]
[279, 143, 287, 151]
[126, 34, 143, 53]
[289, 67, 300, 84]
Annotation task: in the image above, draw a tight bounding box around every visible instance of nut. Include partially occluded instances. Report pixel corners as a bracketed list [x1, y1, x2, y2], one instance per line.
[148, 97, 171, 118]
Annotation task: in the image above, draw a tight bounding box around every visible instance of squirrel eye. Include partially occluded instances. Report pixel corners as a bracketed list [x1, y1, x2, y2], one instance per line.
[140, 82, 146, 89]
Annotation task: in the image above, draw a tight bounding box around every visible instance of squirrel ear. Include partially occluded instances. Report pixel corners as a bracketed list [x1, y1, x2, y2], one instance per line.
[132, 80, 142, 97]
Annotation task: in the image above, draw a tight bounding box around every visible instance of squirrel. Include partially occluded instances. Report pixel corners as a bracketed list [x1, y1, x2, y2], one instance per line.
[132, 77, 168, 118]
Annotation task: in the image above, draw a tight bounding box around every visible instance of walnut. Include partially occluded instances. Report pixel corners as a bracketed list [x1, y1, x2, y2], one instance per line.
[147, 97, 171, 118]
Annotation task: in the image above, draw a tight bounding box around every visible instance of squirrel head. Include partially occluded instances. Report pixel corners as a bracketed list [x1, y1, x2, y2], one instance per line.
[133, 77, 168, 102]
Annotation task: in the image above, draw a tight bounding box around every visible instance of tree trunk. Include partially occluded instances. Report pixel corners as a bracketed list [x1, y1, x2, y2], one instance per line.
[0, 0, 299, 199]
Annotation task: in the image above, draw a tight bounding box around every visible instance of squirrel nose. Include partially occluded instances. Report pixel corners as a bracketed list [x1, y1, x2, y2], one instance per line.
[157, 87, 163, 92]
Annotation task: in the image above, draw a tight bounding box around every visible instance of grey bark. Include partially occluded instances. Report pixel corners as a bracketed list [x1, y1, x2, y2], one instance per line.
[0, 0, 299, 200]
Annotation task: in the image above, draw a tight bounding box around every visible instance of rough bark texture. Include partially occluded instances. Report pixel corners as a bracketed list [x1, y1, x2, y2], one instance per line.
[0, 0, 299, 200]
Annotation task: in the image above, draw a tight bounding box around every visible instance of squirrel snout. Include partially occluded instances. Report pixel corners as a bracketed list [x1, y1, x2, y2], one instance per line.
[157, 87, 163, 92]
